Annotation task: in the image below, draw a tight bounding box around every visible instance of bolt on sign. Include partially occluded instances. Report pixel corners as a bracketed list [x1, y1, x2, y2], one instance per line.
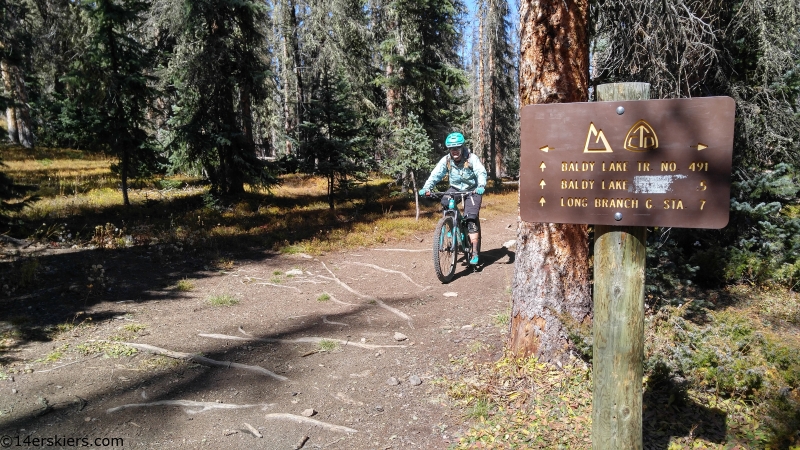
[519, 97, 736, 228]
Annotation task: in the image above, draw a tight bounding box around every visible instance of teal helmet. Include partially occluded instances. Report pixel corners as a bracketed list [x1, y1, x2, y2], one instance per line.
[445, 132, 465, 148]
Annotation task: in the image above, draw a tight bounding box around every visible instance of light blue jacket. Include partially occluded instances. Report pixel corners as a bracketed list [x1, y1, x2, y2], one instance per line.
[422, 151, 488, 192]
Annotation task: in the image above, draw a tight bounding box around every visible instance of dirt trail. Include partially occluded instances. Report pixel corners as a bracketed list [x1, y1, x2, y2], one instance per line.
[0, 213, 518, 449]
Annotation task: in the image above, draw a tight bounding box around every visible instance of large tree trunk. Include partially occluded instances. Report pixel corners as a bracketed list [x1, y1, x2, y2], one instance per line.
[281, 27, 293, 154]
[477, 11, 486, 160]
[509, 0, 591, 365]
[1, 59, 33, 147]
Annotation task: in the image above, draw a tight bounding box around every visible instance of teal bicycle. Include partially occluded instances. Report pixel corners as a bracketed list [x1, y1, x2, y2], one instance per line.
[429, 191, 481, 283]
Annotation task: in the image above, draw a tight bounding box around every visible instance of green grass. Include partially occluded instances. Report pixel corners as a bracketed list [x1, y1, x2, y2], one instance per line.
[208, 294, 239, 307]
[491, 310, 510, 327]
[444, 287, 800, 449]
[75, 341, 137, 358]
[176, 279, 195, 292]
[35, 344, 69, 363]
[317, 293, 330, 302]
[2, 144, 519, 255]
[318, 339, 338, 352]
[444, 354, 592, 449]
[121, 323, 146, 333]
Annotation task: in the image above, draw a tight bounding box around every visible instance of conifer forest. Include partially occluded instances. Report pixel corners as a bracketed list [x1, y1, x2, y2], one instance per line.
[1, 0, 800, 447]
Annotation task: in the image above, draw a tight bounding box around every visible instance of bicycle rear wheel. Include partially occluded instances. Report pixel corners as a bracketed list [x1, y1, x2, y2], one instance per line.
[433, 215, 458, 283]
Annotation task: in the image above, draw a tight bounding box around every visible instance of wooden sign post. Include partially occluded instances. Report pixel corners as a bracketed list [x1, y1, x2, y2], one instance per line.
[518, 82, 735, 449]
[591, 82, 649, 450]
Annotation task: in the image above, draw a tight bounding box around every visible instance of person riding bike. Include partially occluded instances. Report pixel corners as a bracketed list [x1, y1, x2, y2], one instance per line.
[419, 132, 488, 265]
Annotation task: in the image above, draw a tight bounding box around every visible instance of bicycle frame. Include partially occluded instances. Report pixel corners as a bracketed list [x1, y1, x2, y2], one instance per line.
[429, 190, 479, 282]
[433, 191, 475, 254]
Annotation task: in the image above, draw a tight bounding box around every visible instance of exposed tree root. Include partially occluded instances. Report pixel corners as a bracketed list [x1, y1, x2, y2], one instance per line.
[317, 260, 414, 328]
[115, 342, 288, 381]
[293, 435, 310, 450]
[244, 422, 263, 438]
[201, 333, 406, 350]
[264, 413, 358, 433]
[345, 261, 429, 290]
[327, 293, 357, 306]
[322, 316, 348, 326]
[35, 354, 101, 373]
[106, 400, 275, 414]
[373, 299, 413, 327]
[317, 275, 364, 298]
[252, 282, 302, 292]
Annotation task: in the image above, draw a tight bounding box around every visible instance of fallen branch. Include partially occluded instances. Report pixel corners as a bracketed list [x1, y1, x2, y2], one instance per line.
[201, 333, 406, 350]
[0, 234, 31, 247]
[107, 400, 275, 414]
[264, 413, 358, 433]
[345, 261, 428, 290]
[114, 342, 287, 381]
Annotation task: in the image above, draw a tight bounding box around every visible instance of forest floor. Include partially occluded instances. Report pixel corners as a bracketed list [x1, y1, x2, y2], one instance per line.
[0, 208, 519, 449]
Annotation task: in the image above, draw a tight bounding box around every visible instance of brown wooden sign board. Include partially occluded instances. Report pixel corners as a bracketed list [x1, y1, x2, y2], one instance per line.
[520, 97, 735, 228]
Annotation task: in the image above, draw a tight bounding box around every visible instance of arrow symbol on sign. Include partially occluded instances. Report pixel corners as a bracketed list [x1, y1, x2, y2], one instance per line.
[540, 145, 554, 153]
[692, 143, 708, 151]
[539, 162, 547, 172]
[540, 180, 546, 189]
[539, 197, 546, 207]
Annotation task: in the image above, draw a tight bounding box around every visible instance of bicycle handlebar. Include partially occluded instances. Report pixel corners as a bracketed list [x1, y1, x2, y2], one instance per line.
[427, 191, 475, 198]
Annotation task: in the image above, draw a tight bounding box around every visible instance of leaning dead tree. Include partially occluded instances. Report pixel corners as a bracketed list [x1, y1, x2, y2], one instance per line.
[509, 0, 591, 364]
[591, 0, 800, 167]
[591, 0, 721, 100]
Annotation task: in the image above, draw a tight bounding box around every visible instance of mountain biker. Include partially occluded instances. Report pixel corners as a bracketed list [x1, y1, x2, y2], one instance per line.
[419, 132, 488, 265]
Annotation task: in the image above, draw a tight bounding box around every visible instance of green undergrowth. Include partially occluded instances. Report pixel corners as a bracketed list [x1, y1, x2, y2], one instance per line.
[443, 354, 593, 449]
[444, 288, 800, 449]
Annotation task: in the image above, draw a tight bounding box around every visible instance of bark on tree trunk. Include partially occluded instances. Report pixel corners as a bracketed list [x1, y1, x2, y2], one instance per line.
[1, 59, 20, 145]
[488, 47, 496, 179]
[509, 0, 591, 365]
[0, 60, 33, 148]
[477, 14, 486, 160]
[121, 145, 130, 206]
[281, 32, 293, 154]
[12, 64, 33, 148]
[288, 1, 304, 140]
[241, 85, 254, 152]
[386, 62, 396, 118]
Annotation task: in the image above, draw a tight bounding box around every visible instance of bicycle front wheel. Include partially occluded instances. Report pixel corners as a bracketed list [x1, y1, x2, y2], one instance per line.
[433, 215, 458, 283]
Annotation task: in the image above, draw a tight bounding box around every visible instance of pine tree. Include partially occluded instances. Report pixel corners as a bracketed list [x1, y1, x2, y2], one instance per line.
[159, 0, 274, 195]
[300, 68, 374, 209]
[384, 112, 434, 219]
[377, 0, 469, 147]
[474, 0, 518, 179]
[0, 0, 35, 148]
[592, 0, 800, 289]
[72, 0, 160, 206]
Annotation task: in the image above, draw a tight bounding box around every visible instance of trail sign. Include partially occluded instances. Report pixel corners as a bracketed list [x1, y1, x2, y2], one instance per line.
[520, 97, 735, 228]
